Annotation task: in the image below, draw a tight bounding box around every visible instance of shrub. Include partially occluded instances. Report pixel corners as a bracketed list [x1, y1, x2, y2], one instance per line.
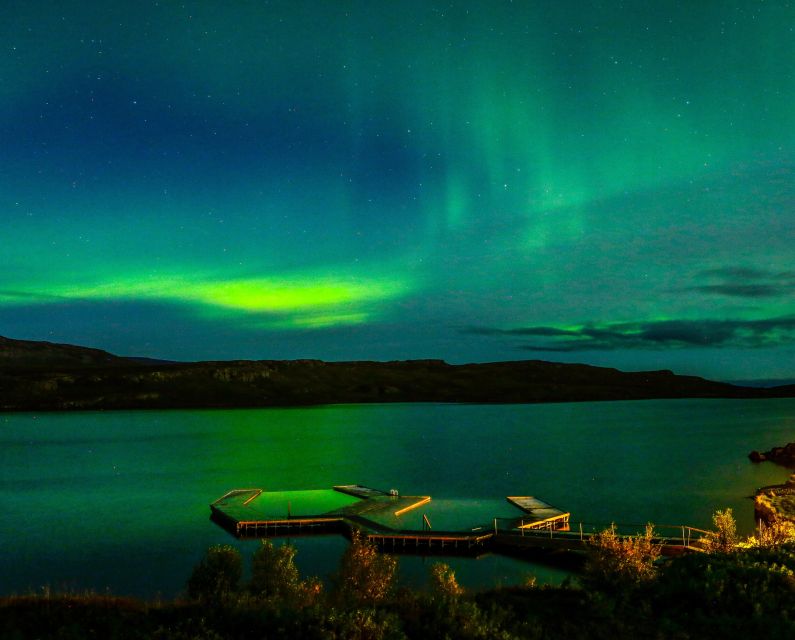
[745, 515, 795, 548]
[322, 608, 407, 640]
[701, 508, 739, 553]
[250, 539, 323, 607]
[653, 545, 795, 637]
[250, 540, 300, 598]
[333, 530, 397, 607]
[186, 545, 242, 603]
[582, 523, 660, 593]
[429, 563, 464, 600]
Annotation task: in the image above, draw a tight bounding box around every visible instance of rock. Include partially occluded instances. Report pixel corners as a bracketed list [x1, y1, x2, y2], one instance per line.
[755, 484, 795, 525]
[750, 442, 795, 468]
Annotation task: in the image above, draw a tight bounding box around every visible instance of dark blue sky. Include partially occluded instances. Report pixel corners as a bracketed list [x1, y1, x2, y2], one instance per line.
[1, 1, 793, 380]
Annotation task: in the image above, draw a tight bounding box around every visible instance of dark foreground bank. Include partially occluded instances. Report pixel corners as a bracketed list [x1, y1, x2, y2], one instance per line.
[2, 335, 793, 412]
[4, 522, 795, 640]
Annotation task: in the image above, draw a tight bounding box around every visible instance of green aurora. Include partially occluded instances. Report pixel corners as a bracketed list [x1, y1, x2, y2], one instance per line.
[0, 1, 793, 379]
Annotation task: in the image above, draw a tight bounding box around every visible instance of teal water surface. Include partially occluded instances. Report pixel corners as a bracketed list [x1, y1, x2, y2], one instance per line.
[1, 398, 793, 597]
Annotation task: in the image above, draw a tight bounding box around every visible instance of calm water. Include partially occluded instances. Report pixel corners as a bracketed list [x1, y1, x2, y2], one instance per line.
[1, 398, 794, 597]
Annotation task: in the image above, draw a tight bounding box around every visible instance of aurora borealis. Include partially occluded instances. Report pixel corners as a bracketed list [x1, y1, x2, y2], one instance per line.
[1, 1, 793, 380]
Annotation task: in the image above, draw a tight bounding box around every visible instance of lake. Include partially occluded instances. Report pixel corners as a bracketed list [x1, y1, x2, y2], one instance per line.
[1, 398, 793, 597]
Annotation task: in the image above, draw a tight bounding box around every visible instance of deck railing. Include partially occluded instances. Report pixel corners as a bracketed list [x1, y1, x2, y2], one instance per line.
[493, 518, 711, 552]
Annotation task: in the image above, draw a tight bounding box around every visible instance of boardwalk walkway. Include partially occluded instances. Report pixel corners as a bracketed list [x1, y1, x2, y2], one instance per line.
[210, 485, 711, 558]
[492, 521, 710, 556]
[360, 521, 709, 556]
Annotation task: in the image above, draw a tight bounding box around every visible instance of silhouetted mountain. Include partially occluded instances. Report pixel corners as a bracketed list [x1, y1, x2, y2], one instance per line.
[730, 378, 795, 388]
[0, 335, 134, 370]
[0, 335, 792, 412]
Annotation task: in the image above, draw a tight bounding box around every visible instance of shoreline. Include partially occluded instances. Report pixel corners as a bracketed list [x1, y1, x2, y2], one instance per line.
[755, 479, 795, 525]
[751, 445, 795, 524]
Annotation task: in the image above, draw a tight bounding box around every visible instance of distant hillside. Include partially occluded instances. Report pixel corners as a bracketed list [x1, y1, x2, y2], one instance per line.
[0, 335, 792, 412]
[730, 378, 795, 388]
[0, 336, 134, 370]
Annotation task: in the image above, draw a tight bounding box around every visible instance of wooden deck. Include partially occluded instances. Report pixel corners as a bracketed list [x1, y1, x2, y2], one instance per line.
[210, 485, 710, 558]
[333, 484, 390, 499]
[363, 530, 494, 553]
[493, 521, 711, 556]
[210, 486, 362, 537]
[342, 494, 431, 519]
[211, 485, 435, 538]
[506, 496, 571, 530]
[233, 516, 346, 537]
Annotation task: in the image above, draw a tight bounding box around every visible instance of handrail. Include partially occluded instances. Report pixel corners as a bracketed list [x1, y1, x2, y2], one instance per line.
[683, 526, 711, 536]
[494, 518, 712, 533]
[243, 489, 263, 505]
[493, 519, 714, 547]
[211, 488, 262, 506]
[367, 532, 492, 541]
[371, 528, 495, 539]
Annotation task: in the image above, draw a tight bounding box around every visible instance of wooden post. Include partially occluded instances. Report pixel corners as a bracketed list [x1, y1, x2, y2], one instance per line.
[494, 518, 498, 535]
[579, 522, 583, 541]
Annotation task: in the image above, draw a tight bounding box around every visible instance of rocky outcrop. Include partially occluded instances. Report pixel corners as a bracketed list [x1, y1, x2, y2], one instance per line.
[755, 475, 795, 525]
[749, 443, 795, 467]
[749, 443, 795, 524]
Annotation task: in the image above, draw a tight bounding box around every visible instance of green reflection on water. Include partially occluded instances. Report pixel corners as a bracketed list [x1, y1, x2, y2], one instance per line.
[1, 399, 794, 597]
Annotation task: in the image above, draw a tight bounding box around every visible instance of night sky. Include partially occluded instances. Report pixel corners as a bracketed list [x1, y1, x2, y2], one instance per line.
[1, 1, 793, 380]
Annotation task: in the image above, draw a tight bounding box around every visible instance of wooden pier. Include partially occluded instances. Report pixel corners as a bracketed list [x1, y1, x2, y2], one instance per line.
[506, 496, 570, 530]
[210, 486, 363, 537]
[333, 484, 391, 499]
[364, 531, 494, 553]
[210, 484, 710, 558]
[231, 516, 346, 537]
[493, 520, 711, 556]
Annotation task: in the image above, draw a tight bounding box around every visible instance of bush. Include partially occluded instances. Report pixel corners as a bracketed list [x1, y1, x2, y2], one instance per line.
[250, 539, 323, 607]
[745, 515, 795, 548]
[186, 545, 242, 603]
[429, 563, 464, 601]
[701, 508, 739, 553]
[582, 523, 660, 594]
[333, 530, 397, 607]
[251, 540, 300, 597]
[653, 545, 795, 637]
[322, 608, 408, 640]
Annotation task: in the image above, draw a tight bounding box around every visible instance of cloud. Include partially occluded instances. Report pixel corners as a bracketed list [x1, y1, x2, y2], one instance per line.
[685, 267, 795, 298]
[691, 284, 789, 298]
[698, 267, 775, 281]
[466, 316, 795, 352]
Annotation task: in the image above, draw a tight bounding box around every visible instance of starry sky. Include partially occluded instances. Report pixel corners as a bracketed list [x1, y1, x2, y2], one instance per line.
[1, 1, 793, 380]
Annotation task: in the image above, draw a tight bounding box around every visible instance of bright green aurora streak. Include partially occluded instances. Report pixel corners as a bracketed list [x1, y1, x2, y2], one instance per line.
[0, 1, 792, 379]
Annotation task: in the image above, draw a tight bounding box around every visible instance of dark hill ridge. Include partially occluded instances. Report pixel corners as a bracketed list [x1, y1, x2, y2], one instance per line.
[0, 335, 792, 412]
[0, 335, 130, 370]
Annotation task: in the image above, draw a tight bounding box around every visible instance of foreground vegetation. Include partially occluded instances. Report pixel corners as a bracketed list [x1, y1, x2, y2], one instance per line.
[4, 515, 795, 640]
